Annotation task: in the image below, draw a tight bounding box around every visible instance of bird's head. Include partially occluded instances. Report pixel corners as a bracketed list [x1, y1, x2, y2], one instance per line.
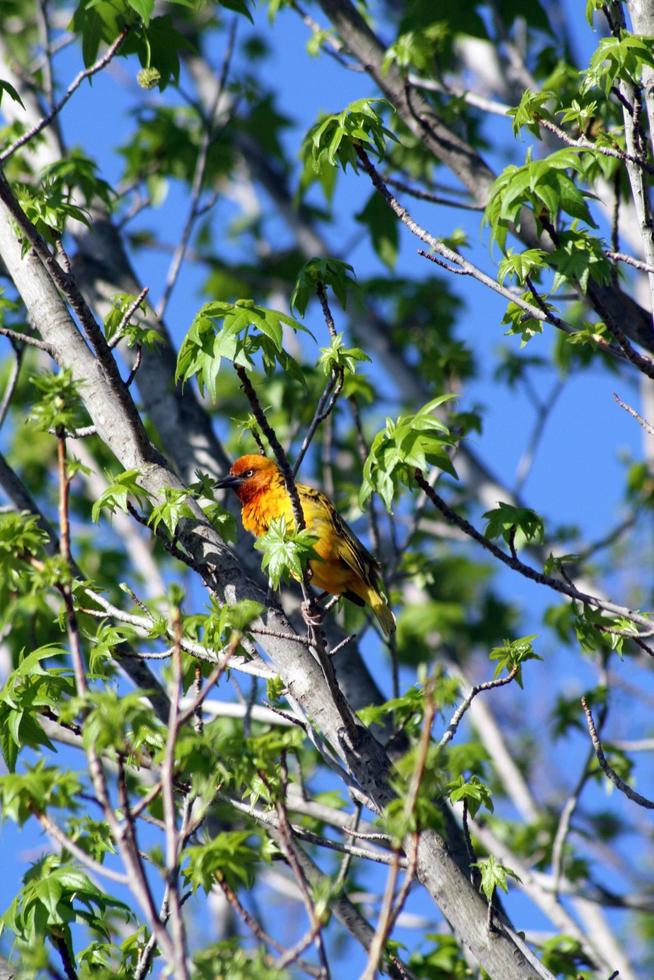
[215, 454, 281, 503]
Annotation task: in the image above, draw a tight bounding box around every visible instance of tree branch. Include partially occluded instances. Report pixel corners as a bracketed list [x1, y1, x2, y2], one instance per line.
[581, 696, 654, 810]
[0, 27, 130, 163]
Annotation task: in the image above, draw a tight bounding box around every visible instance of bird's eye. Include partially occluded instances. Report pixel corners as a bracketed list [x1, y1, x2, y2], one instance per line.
[244, 469, 254, 478]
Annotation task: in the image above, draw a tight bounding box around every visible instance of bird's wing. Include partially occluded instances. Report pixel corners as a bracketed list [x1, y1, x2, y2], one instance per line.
[299, 484, 381, 586]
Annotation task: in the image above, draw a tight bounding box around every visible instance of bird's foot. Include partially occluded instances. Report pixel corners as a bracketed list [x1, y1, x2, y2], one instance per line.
[301, 598, 326, 628]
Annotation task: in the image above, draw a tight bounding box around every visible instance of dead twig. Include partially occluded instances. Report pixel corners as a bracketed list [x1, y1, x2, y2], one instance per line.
[581, 697, 654, 810]
[0, 27, 131, 163]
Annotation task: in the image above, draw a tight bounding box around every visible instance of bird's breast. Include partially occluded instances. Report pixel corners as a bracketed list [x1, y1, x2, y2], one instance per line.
[242, 487, 290, 537]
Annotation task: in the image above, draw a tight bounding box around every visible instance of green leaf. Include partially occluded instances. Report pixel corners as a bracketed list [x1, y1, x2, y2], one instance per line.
[184, 832, 262, 892]
[0, 762, 81, 825]
[448, 774, 493, 817]
[489, 635, 542, 688]
[29, 369, 89, 433]
[91, 469, 152, 522]
[483, 502, 544, 548]
[498, 249, 547, 285]
[318, 334, 370, 378]
[0, 79, 25, 109]
[176, 301, 311, 398]
[148, 487, 195, 535]
[582, 33, 654, 95]
[473, 854, 520, 903]
[126, 0, 154, 25]
[103, 292, 160, 348]
[361, 395, 458, 511]
[291, 258, 357, 316]
[508, 89, 555, 137]
[253, 517, 319, 589]
[356, 191, 399, 269]
[218, 0, 255, 20]
[302, 98, 396, 179]
[485, 148, 597, 249]
[81, 689, 165, 757]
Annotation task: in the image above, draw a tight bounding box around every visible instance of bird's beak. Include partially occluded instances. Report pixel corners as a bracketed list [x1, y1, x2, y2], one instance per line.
[215, 473, 241, 490]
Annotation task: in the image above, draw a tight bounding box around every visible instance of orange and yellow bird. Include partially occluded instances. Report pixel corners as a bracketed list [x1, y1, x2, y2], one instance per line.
[217, 454, 395, 637]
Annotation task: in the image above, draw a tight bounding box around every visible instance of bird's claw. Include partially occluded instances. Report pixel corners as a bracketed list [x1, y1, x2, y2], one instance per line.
[301, 599, 326, 628]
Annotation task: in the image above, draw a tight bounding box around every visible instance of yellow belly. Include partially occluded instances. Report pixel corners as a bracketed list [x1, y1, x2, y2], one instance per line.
[242, 491, 355, 596]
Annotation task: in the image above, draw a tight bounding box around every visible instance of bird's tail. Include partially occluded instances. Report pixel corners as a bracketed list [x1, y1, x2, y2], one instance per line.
[368, 589, 396, 638]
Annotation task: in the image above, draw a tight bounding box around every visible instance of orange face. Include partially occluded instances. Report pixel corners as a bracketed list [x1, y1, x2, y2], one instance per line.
[215, 454, 280, 504]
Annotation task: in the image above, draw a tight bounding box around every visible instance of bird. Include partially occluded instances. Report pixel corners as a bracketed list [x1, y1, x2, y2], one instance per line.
[216, 454, 396, 637]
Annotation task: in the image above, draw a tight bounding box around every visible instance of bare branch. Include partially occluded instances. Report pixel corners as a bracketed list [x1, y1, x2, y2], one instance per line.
[362, 683, 435, 979]
[414, 469, 654, 635]
[606, 250, 654, 274]
[0, 27, 131, 163]
[0, 325, 54, 353]
[160, 611, 190, 980]
[438, 666, 520, 750]
[155, 20, 237, 320]
[36, 810, 129, 885]
[581, 697, 654, 810]
[384, 173, 486, 209]
[613, 390, 654, 437]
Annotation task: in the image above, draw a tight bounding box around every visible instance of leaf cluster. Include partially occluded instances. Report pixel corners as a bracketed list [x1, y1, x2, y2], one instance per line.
[176, 299, 311, 398]
[0, 853, 132, 963]
[0, 644, 75, 772]
[302, 98, 395, 177]
[253, 516, 320, 590]
[361, 395, 458, 510]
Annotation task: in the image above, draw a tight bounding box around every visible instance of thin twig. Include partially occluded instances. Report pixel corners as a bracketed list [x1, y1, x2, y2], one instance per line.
[414, 470, 654, 634]
[175, 637, 237, 730]
[160, 610, 190, 980]
[0, 27, 131, 163]
[0, 342, 23, 429]
[362, 682, 435, 980]
[79, 587, 271, 678]
[514, 378, 566, 493]
[155, 20, 237, 319]
[353, 145, 634, 370]
[606, 250, 654, 274]
[50, 933, 78, 980]
[36, 810, 129, 884]
[293, 370, 343, 476]
[550, 747, 595, 898]
[217, 876, 322, 977]
[107, 287, 149, 348]
[55, 434, 174, 963]
[407, 72, 512, 116]
[271, 753, 331, 977]
[249, 808, 402, 866]
[349, 393, 397, 685]
[535, 115, 654, 176]
[575, 515, 636, 563]
[125, 345, 143, 388]
[383, 173, 485, 210]
[438, 666, 520, 749]
[35, 0, 55, 111]
[613, 391, 654, 437]
[335, 802, 362, 892]
[581, 697, 654, 809]
[0, 325, 54, 353]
